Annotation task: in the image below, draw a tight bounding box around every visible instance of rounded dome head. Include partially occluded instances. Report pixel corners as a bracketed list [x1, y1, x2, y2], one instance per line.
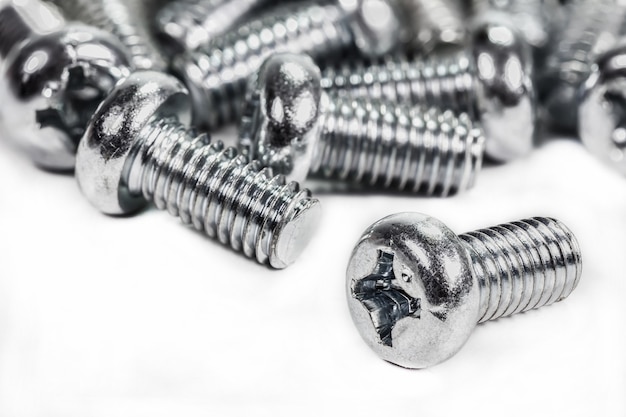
[0, 24, 132, 170]
[579, 43, 626, 176]
[339, 0, 401, 57]
[346, 213, 480, 369]
[75, 71, 190, 215]
[239, 53, 324, 183]
[471, 19, 535, 161]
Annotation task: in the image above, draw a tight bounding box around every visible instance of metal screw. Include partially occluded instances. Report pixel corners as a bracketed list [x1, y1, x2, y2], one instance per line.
[0, 0, 132, 170]
[173, 1, 402, 131]
[49, 0, 168, 71]
[75, 71, 321, 269]
[239, 53, 485, 197]
[155, 0, 275, 53]
[538, 0, 626, 133]
[321, 19, 535, 162]
[393, 0, 466, 53]
[346, 212, 582, 368]
[579, 41, 626, 176]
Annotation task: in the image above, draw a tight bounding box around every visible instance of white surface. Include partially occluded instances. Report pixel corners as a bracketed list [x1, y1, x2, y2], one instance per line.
[1, 136, 625, 416]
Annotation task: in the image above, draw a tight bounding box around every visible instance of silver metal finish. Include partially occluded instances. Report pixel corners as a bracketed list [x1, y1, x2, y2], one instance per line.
[579, 42, 626, 176]
[174, 1, 403, 131]
[394, 0, 466, 53]
[538, 0, 626, 133]
[0, 1, 132, 170]
[49, 0, 168, 71]
[347, 212, 582, 368]
[239, 53, 485, 196]
[75, 71, 321, 269]
[155, 0, 272, 53]
[322, 20, 535, 161]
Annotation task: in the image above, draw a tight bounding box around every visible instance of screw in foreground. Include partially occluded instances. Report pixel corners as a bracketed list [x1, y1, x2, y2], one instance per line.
[75, 71, 321, 269]
[0, 0, 132, 170]
[239, 53, 485, 197]
[321, 19, 535, 162]
[346, 212, 582, 368]
[579, 41, 626, 176]
[173, 0, 403, 131]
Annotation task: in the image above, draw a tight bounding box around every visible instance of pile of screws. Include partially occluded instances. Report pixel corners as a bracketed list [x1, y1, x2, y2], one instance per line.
[7, 0, 623, 368]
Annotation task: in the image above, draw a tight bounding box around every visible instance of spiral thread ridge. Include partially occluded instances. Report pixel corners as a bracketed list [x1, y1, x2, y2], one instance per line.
[156, 0, 269, 52]
[312, 100, 485, 196]
[176, 3, 354, 130]
[460, 217, 582, 324]
[321, 52, 477, 117]
[124, 118, 319, 268]
[51, 0, 167, 71]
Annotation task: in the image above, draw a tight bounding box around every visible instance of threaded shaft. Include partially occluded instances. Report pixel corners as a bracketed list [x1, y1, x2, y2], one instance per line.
[175, 3, 354, 130]
[459, 217, 582, 324]
[311, 99, 485, 196]
[397, 0, 465, 52]
[50, 0, 167, 71]
[321, 52, 478, 117]
[124, 118, 320, 268]
[156, 0, 270, 52]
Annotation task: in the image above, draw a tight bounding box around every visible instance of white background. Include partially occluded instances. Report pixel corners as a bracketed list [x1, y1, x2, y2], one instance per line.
[1, 133, 625, 416]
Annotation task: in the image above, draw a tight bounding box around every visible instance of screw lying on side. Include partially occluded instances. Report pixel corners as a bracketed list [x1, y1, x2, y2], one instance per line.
[346, 212, 582, 369]
[0, 0, 132, 170]
[174, 0, 402, 131]
[579, 42, 626, 176]
[321, 19, 535, 162]
[49, 0, 168, 71]
[537, 0, 626, 133]
[75, 71, 321, 269]
[239, 53, 485, 196]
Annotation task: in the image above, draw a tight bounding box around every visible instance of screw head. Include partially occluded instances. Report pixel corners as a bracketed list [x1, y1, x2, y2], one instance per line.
[0, 24, 132, 170]
[579, 42, 626, 176]
[339, 0, 402, 57]
[239, 53, 325, 183]
[346, 213, 480, 369]
[75, 71, 191, 215]
[471, 18, 535, 161]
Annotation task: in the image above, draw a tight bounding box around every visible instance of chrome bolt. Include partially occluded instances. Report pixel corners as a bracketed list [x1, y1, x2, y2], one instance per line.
[538, 0, 626, 133]
[239, 53, 485, 197]
[174, 1, 401, 131]
[155, 0, 276, 53]
[49, 0, 168, 71]
[347, 212, 582, 368]
[579, 41, 626, 176]
[75, 71, 321, 269]
[321, 19, 535, 162]
[0, 0, 132, 170]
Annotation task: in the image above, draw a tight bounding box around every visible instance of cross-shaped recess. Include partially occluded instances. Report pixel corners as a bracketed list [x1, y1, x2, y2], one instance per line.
[352, 250, 421, 347]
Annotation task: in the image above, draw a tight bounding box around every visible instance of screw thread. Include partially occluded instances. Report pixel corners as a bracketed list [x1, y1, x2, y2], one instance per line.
[51, 0, 167, 71]
[397, 0, 465, 52]
[321, 52, 478, 117]
[156, 0, 269, 52]
[459, 217, 582, 324]
[175, 3, 354, 130]
[124, 118, 319, 268]
[311, 99, 485, 196]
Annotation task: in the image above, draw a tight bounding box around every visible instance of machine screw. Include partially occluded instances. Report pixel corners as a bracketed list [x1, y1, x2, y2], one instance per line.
[174, 1, 402, 131]
[346, 212, 582, 368]
[538, 0, 626, 133]
[579, 42, 626, 176]
[321, 19, 535, 162]
[49, 0, 168, 71]
[75, 71, 321, 269]
[155, 0, 274, 53]
[0, 0, 132, 170]
[239, 53, 485, 196]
